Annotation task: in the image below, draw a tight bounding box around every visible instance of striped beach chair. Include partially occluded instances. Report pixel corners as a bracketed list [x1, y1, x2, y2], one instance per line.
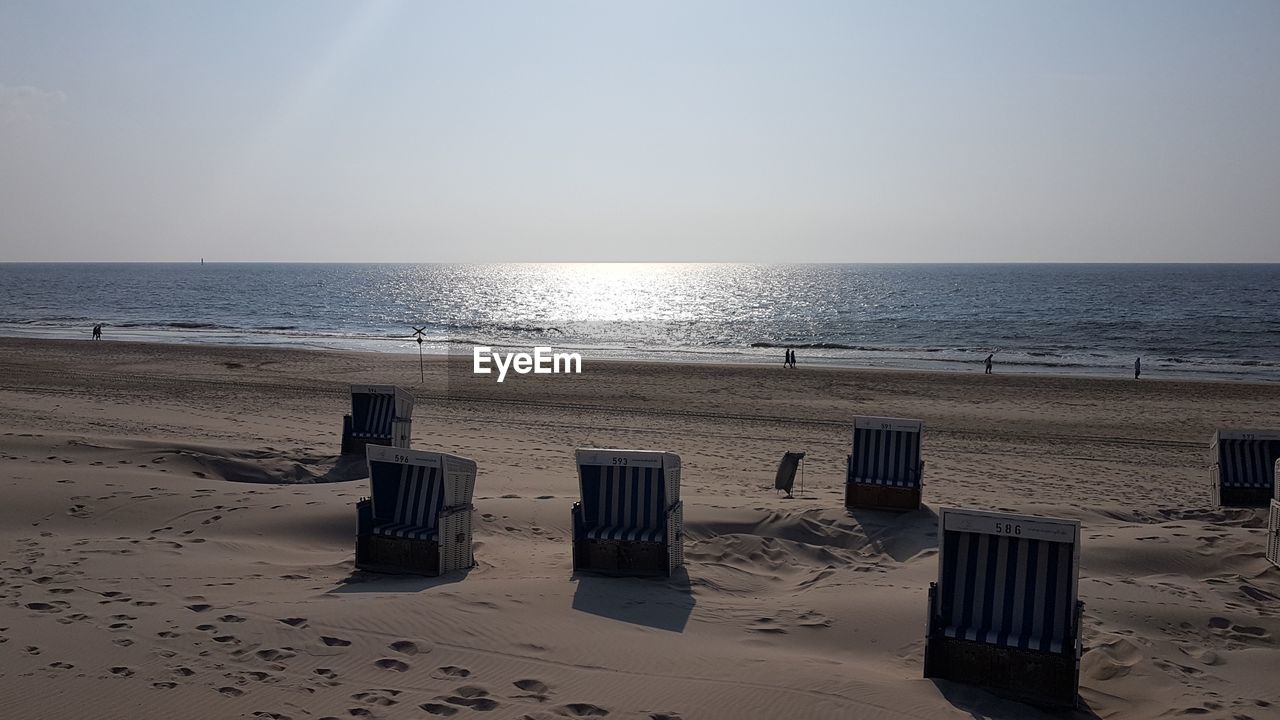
[1269, 459, 1280, 569]
[1210, 429, 1280, 507]
[845, 416, 924, 511]
[571, 449, 683, 577]
[341, 385, 413, 455]
[1269, 499, 1280, 569]
[355, 445, 476, 576]
[924, 508, 1084, 708]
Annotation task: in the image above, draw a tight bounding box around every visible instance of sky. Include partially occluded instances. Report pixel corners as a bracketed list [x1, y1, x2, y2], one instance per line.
[1, 1, 1278, 262]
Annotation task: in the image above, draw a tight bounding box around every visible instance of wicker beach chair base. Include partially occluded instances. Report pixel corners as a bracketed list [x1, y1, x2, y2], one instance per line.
[924, 585, 1082, 709]
[355, 499, 473, 577]
[1213, 481, 1273, 508]
[356, 534, 441, 576]
[845, 482, 921, 512]
[574, 538, 672, 576]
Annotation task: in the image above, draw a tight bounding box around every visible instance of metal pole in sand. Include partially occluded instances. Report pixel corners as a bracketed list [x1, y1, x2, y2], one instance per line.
[412, 327, 426, 384]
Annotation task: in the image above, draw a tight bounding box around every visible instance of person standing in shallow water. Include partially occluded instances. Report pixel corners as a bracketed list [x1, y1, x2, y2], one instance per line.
[91, 324, 101, 340]
[984, 353, 993, 374]
[1134, 356, 1141, 380]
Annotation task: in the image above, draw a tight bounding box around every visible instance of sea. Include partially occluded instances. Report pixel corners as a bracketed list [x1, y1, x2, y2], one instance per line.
[1, 263, 1277, 381]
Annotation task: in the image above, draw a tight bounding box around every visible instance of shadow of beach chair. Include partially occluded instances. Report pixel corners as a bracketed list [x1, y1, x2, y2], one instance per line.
[924, 507, 1083, 709]
[1210, 429, 1280, 508]
[341, 384, 413, 455]
[355, 445, 476, 577]
[845, 416, 924, 511]
[571, 449, 683, 577]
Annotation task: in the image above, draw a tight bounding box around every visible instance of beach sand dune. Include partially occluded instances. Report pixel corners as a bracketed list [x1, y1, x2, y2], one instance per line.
[1, 338, 1277, 719]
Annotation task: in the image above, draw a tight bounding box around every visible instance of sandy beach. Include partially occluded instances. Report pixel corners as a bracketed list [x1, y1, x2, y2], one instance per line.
[0, 336, 1277, 720]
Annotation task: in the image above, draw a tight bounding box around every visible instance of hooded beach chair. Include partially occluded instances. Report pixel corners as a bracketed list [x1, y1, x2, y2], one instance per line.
[571, 449, 683, 577]
[1268, 459, 1280, 569]
[845, 416, 924, 511]
[341, 385, 413, 454]
[355, 445, 476, 576]
[1269, 497, 1280, 569]
[1210, 429, 1280, 507]
[924, 507, 1084, 709]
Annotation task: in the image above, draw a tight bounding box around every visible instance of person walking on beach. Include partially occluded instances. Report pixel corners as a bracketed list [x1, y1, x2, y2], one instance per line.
[1134, 356, 1141, 380]
[783, 348, 790, 369]
[91, 323, 101, 340]
[984, 353, 993, 374]
[790, 349, 797, 369]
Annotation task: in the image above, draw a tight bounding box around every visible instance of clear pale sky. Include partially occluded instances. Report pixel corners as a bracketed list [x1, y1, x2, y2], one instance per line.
[1, 1, 1277, 262]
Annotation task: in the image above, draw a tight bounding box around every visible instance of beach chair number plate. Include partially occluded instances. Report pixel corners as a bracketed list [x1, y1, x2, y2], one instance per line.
[944, 511, 1076, 544]
[578, 451, 662, 468]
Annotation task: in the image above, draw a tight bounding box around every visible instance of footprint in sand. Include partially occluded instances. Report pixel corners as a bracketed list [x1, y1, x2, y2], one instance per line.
[444, 687, 499, 711]
[321, 636, 351, 647]
[158, 631, 181, 639]
[110, 666, 134, 677]
[388, 640, 418, 655]
[218, 614, 246, 623]
[218, 687, 244, 697]
[432, 665, 471, 679]
[255, 649, 296, 662]
[351, 690, 400, 706]
[419, 704, 458, 716]
[186, 604, 212, 613]
[277, 617, 308, 627]
[511, 679, 551, 701]
[152, 682, 177, 689]
[374, 659, 409, 672]
[48, 662, 74, 670]
[559, 703, 610, 717]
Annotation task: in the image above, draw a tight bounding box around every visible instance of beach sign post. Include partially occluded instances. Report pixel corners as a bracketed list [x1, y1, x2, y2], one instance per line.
[412, 326, 426, 383]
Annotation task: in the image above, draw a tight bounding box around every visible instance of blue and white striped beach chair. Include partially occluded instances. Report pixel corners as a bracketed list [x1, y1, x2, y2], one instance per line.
[341, 385, 413, 454]
[1210, 429, 1280, 507]
[1269, 495, 1280, 569]
[355, 445, 476, 576]
[1268, 459, 1280, 569]
[924, 508, 1083, 708]
[571, 449, 683, 576]
[846, 416, 925, 511]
